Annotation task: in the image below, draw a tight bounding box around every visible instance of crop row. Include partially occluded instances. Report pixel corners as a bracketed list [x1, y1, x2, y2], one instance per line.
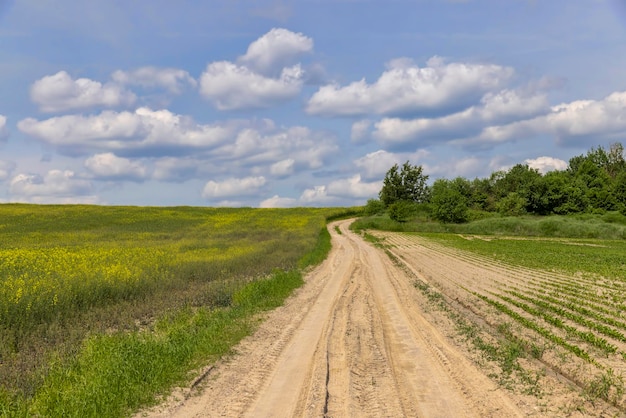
[475, 293, 596, 365]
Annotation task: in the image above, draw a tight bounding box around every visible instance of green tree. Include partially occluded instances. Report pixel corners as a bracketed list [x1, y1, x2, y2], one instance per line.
[496, 192, 527, 216]
[379, 161, 429, 207]
[364, 198, 385, 216]
[388, 200, 417, 222]
[430, 179, 469, 223]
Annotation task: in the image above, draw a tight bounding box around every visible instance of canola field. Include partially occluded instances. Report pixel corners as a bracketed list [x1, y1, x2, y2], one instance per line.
[0, 204, 348, 413]
[0, 205, 336, 332]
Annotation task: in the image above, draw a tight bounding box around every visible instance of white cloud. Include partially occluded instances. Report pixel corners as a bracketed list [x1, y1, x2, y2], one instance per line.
[18, 107, 237, 156]
[299, 185, 335, 205]
[270, 158, 295, 177]
[354, 149, 429, 181]
[259, 195, 298, 208]
[111, 67, 196, 94]
[0, 115, 8, 140]
[239, 28, 313, 75]
[462, 91, 626, 147]
[199, 61, 304, 110]
[298, 175, 382, 206]
[354, 150, 402, 181]
[202, 176, 267, 199]
[326, 175, 381, 199]
[18, 110, 338, 183]
[84, 153, 147, 181]
[306, 57, 514, 117]
[373, 89, 548, 148]
[0, 160, 16, 181]
[30, 71, 136, 112]
[9, 170, 94, 203]
[427, 157, 485, 179]
[211, 125, 338, 171]
[525, 156, 568, 174]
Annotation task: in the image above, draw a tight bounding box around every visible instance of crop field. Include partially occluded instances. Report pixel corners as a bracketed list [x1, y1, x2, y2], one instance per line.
[0, 204, 351, 417]
[372, 230, 626, 414]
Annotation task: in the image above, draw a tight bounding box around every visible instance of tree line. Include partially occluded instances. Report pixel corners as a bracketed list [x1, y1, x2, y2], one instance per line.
[368, 142, 626, 223]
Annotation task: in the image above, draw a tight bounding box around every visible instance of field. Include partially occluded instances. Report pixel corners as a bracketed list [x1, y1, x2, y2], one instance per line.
[372, 230, 626, 414]
[0, 204, 353, 417]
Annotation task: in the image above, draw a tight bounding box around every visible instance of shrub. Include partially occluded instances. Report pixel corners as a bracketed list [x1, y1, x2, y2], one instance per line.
[364, 199, 385, 216]
[388, 200, 416, 222]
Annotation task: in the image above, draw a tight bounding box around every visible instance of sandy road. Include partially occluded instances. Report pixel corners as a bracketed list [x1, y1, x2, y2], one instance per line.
[141, 220, 522, 417]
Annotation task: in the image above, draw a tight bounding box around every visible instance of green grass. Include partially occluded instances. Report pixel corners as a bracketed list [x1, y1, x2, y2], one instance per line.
[0, 204, 345, 417]
[352, 211, 626, 240]
[421, 233, 626, 279]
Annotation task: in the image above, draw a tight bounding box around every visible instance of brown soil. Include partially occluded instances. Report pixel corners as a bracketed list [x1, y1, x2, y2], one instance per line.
[137, 220, 622, 417]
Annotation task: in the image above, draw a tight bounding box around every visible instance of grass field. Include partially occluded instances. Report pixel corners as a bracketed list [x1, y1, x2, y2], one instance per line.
[0, 204, 354, 417]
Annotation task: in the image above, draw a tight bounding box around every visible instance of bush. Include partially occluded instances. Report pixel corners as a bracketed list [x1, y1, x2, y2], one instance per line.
[431, 189, 469, 224]
[364, 199, 385, 216]
[496, 192, 527, 216]
[388, 200, 416, 222]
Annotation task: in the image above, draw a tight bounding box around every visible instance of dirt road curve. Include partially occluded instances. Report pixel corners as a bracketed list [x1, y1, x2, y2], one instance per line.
[142, 220, 522, 417]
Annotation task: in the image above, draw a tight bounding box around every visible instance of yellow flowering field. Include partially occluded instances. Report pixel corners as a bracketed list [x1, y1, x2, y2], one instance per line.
[0, 205, 344, 333]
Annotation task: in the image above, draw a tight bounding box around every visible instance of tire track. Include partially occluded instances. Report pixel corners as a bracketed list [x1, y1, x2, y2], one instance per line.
[138, 220, 523, 418]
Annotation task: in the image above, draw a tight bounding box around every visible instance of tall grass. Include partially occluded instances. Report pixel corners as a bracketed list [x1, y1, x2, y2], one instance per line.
[352, 212, 626, 240]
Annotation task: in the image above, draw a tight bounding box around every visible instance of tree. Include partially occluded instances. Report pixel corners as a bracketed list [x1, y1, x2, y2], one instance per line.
[364, 198, 385, 216]
[430, 179, 469, 223]
[379, 161, 429, 207]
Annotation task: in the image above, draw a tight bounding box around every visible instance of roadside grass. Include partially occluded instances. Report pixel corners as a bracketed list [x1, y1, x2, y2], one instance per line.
[352, 211, 626, 240]
[0, 204, 345, 417]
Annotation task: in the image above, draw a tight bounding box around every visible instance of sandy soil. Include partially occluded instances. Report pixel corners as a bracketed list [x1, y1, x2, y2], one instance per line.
[138, 220, 531, 417]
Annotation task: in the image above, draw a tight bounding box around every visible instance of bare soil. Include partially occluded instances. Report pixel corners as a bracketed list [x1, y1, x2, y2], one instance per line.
[137, 220, 622, 417]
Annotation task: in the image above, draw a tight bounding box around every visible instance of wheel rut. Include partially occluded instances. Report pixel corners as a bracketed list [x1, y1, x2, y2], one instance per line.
[137, 220, 523, 418]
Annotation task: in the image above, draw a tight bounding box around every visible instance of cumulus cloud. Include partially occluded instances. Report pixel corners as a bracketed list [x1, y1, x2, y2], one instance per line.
[111, 67, 196, 94]
[198, 28, 315, 111]
[354, 150, 404, 181]
[18, 109, 338, 183]
[525, 156, 568, 174]
[298, 175, 382, 206]
[326, 175, 381, 199]
[306, 57, 514, 117]
[211, 125, 338, 171]
[30, 71, 136, 112]
[259, 195, 298, 208]
[299, 185, 336, 205]
[84, 152, 147, 181]
[199, 62, 304, 110]
[9, 170, 95, 203]
[353, 149, 430, 181]
[18, 107, 237, 156]
[427, 156, 486, 179]
[461, 91, 626, 147]
[373, 89, 548, 148]
[270, 158, 295, 177]
[0, 160, 16, 181]
[239, 28, 313, 75]
[202, 176, 267, 199]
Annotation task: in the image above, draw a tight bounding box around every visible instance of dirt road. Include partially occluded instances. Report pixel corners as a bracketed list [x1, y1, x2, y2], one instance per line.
[141, 220, 523, 417]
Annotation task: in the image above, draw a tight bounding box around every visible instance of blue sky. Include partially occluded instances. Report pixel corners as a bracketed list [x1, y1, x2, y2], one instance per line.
[1, 0, 625, 206]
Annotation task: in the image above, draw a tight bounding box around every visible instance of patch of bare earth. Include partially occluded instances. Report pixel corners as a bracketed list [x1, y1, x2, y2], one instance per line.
[137, 221, 621, 417]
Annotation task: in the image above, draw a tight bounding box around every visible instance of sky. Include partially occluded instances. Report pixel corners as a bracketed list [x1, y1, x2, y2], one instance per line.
[1, 0, 626, 207]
